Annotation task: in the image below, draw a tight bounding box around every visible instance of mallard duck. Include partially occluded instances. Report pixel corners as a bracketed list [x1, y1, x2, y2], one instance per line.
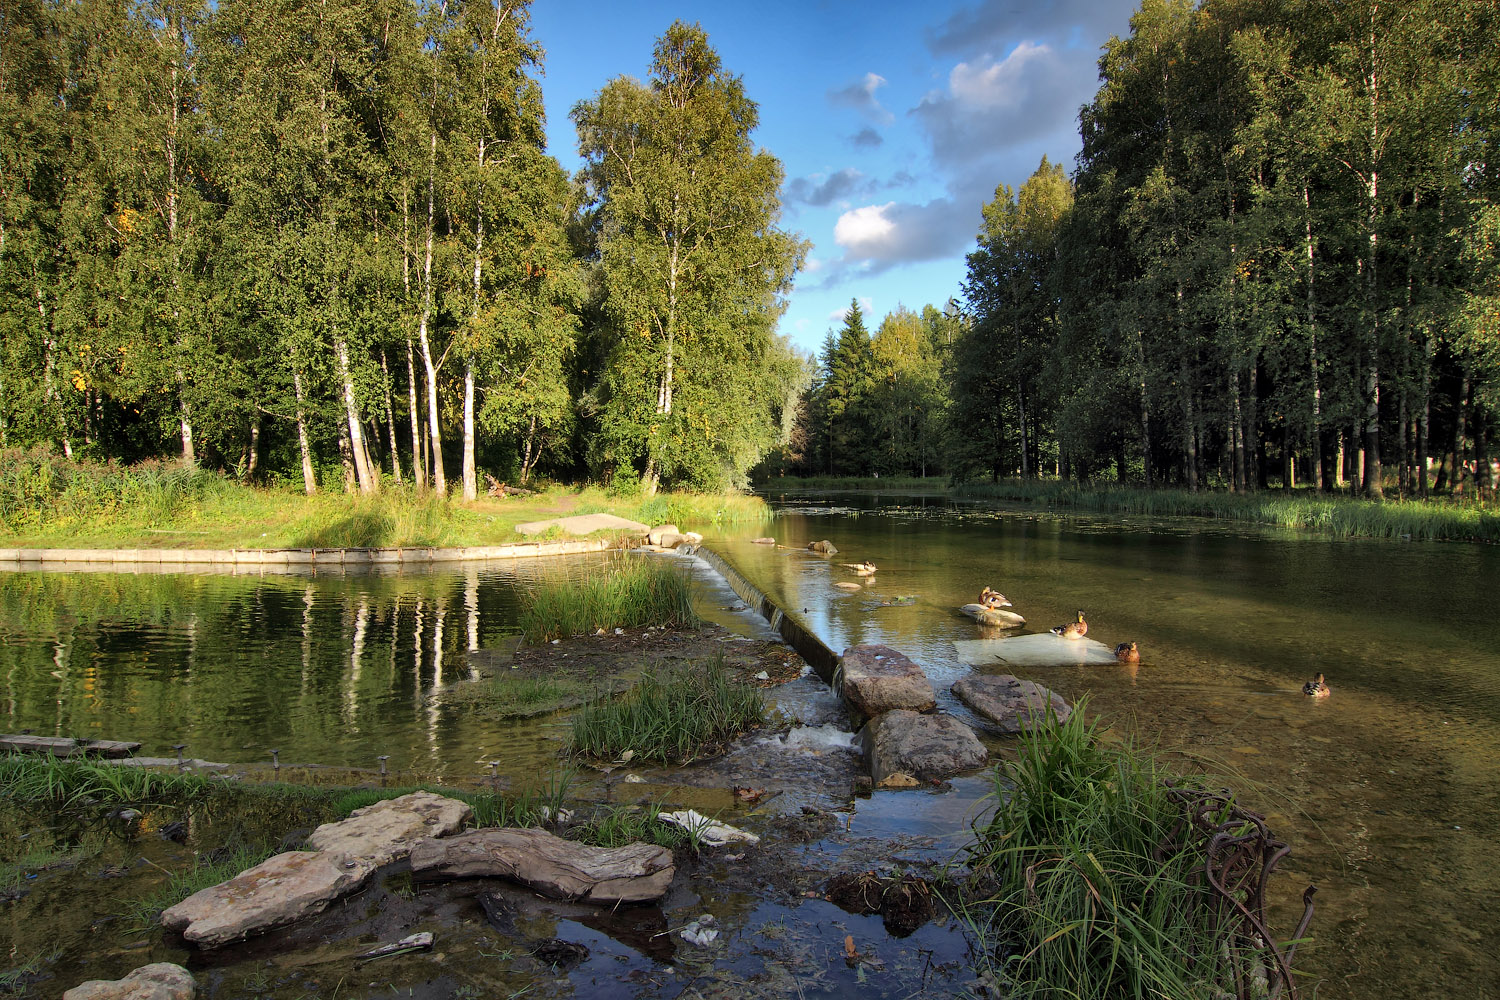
[842, 562, 878, 576]
[979, 586, 1011, 608]
[1302, 673, 1330, 698]
[1114, 641, 1139, 663]
[1050, 610, 1087, 639]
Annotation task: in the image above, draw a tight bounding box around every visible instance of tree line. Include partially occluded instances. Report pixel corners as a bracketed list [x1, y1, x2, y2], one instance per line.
[781, 0, 1500, 497]
[0, 2, 805, 496]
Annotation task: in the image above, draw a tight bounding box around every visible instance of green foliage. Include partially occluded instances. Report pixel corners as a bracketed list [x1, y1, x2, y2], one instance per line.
[962, 706, 1254, 999]
[0, 448, 229, 533]
[518, 556, 697, 643]
[569, 656, 765, 765]
[0, 754, 213, 808]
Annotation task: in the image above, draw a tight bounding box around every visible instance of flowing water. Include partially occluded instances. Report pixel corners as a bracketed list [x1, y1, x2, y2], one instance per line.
[2, 492, 1494, 998]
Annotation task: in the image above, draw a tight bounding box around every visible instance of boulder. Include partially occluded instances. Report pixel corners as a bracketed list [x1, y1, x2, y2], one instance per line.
[860, 710, 988, 784]
[64, 964, 195, 1000]
[838, 644, 935, 717]
[682, 531, 703, 546]
[959, 603, 1026, 627]
[409, 827, 673, 904]
[304, 790, 471, 867]
[952, 674, 1070, 733]
[161, 851, 376, 947]
[647, 524, 681, 546]
[807, 540, 838, 555]
[751, 537, 777, 545]
[953, 633, 1118, 668]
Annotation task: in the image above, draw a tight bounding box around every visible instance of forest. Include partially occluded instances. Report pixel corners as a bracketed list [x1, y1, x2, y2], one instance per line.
[4, 0, 1498, 501]
[784, 0, 1500, 497]
[0, 1, 805, 497]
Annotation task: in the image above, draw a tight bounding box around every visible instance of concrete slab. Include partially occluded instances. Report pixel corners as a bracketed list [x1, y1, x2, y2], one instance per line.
[953, 633, 1119, 668]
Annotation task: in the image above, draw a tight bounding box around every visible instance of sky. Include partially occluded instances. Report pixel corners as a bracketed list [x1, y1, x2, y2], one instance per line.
[527, 0, 1141, 357]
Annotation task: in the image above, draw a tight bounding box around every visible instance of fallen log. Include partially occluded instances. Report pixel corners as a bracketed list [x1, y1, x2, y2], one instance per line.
[0, 734, 141, 758]
[409, 827, 673, 904]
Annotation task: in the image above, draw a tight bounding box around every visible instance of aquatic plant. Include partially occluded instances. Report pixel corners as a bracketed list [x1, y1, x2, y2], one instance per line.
[0, 754, 213, 808]
[120, 843, 278, 931]
[518, 555, 697, 643]
[959, 703, 1310, 1000]
[570, 800, 697, 852]
[569, 656, 766, 765]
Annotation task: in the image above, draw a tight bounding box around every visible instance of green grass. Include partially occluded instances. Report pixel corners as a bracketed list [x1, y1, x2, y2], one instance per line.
[570, 800, 699, 852]
[569, 656, 766, 765]
[120, 842, 279, 931]
[0, 753, 214, 808]
[953, 479, 1500, 543]
[959, 704, 1296, 999]
[519, 555, 697, 643]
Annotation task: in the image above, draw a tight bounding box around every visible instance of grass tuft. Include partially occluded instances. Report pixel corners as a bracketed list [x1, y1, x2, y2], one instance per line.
[0, 754, 213, 808]
[119, 842, 278, 931]
[569, 656, 766, 765]
[519, 556, 696, 643]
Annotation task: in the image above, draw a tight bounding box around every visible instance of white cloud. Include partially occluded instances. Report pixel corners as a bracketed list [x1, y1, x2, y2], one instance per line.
[828, 72, 895, 125]
[834, 203, 899, 256]
[949, 42, 1054, 109]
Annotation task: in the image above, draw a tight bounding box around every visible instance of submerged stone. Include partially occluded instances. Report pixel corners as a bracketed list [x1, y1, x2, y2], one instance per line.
[860, 710, 987, 784]
[953, 632, 1119, 668]
[63, 963, 195, 1000]
[304, 790, 472, 867]
[952, 674, 1071, 733]
[409, 827, 673, 904]
[160, 851, 376, 947]
[838, 644, 935, 717]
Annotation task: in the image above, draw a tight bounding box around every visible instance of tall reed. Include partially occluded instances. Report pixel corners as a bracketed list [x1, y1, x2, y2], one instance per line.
[519, 556, 696, 643]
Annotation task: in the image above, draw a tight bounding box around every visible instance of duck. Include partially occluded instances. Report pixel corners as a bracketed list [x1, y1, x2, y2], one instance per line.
[1050, 610, 1087, 639]
[1114, 641, 1140, 663]
[979, 586, 1011, 609]
[1302, 673, 1330, 698]
[842, 562, 878, 576]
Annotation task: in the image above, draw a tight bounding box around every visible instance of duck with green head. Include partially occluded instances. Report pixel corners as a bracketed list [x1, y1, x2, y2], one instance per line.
[1050, 610, 1087, 640]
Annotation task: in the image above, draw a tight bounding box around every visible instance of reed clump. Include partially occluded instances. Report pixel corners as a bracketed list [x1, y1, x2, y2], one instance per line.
[519, 556, 696, 643]
[569, 656, 766, 765]
[0, 447, 228, 533]
[961, 706, 1290, 999]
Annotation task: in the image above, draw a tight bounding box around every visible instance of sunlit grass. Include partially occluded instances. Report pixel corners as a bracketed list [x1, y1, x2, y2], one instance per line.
[518, 556, 696, 643]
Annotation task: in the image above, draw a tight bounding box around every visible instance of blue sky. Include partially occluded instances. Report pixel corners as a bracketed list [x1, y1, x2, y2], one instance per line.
[528, 0, 1140, 357]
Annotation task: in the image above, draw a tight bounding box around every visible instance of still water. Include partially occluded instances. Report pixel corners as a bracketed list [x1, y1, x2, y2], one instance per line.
[2, 492, 1496, 998]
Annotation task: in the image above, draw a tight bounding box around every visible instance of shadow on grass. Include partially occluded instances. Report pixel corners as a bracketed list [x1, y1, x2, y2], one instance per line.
[288, 511, 395, 549]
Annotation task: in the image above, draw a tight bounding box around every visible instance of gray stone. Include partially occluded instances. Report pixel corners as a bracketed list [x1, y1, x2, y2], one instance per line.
[161, 851, 376, 947]
[410, 827, 674, 904]
[646, 524, 681, 546]
[952, 633, 1118, 668]
[952, 674, 1071, 733]
[514, 513, 649, 537]
[807, 540, 838, 555]
[860, 710, 988, 784]
[959, 603, 1026, 627]
[63, 964, 195, 1000]
[304, 790, 471, 867]
[838, 644, 935, 717]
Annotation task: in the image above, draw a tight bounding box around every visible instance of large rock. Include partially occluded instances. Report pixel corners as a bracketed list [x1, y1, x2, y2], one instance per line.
[646, 524, 681, 546]
[860, 710, 988, 785]
[807, 540, 838, 555]
[838, 645, 935, 717]
[953, 633, 1119, 668]
[64, 964, 195, 1000]
[952, 674, 1071, 733]
[304, 790, 471, 867]
[161, 851, 376, 947]
[515, 513, 649, 537]
[410, 827, 674, 904]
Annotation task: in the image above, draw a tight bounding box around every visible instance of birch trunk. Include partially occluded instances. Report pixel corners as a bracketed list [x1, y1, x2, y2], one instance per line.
[291, 360, 317, 495]
[380, 350, 402, 483]
[417, 132, 446, 495]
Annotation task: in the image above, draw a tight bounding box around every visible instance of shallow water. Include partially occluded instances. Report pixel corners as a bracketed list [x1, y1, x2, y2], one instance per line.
[724, 488, 1500, 999]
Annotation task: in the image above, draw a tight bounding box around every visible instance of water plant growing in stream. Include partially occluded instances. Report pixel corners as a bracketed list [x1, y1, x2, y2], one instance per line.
[959, 704, 1311, 1000]
[519, 555, 697, 643]
[569, 656, 767, 765]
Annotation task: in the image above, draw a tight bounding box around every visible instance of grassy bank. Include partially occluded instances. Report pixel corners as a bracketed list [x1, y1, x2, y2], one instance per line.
[0, 449, 770, 550]
[960, 707, 1305, 999]
[519, 555, 697, 643]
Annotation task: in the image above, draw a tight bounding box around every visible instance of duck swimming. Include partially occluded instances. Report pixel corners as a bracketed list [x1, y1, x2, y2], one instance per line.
[842, 562, 878, 576]
[1050, 610, 1087, 639]
[1302, 673, 1330, 698]
[979, 587, 1011, 608]
[1114, 641, 1139, 663]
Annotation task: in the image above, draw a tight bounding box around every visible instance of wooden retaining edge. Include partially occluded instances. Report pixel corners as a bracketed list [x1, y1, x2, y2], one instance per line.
[694, 545, 840, 686]
[0, 537, 626, 574]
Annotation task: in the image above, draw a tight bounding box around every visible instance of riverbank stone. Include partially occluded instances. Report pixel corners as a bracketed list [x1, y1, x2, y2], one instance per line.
[515, 513, 649, 537]
[63, 964, 195, 1000]
[409, 827, 674, 904]
[160, 851, 377, 947]
[953, 633, 1118, 668]
[860, 710, 988, 785]
[647, 524, 681, 546]
[838, 644, 936, 717]
[304, 790, 472, 867]
[807, 540, 838, 555]
[952, 674, 1070, 733]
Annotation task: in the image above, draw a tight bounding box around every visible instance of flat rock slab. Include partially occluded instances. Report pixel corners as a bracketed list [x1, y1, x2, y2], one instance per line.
[64, 963, 195, 1000]
[959, 604, 1026, 627]
[515, 513, 649, 537]
[839, 644, 935, 717]
[161, 851, 376, 947]
[952, 674, 1071, 733]
[0, 734, 141, 758]
[953, 633, 1118, 669]
[860, 710, 988, 784]
[304, 791, 472, 867]
[409, 827, 674, 904]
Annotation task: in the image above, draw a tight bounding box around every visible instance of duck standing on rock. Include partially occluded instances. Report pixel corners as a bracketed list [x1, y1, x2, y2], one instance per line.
[842, 562, 878, 576]
[1303, 673, 1330, 698]
[979, 587, 1011, 609]
[1114, 641, 1139, 663]
[1050, 611, 1087, 639]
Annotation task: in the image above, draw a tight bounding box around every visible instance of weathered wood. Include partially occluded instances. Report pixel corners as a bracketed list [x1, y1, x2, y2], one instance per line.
[0, 734, 141, 758]
[409, 827, 674, 904]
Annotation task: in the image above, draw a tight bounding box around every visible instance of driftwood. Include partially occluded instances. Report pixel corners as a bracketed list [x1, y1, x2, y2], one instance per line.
[1158, 781, 1318, 1000]
[0, 734, 141, 758]
[484, 474, 534, 498]
[409, 827, 673, 904]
